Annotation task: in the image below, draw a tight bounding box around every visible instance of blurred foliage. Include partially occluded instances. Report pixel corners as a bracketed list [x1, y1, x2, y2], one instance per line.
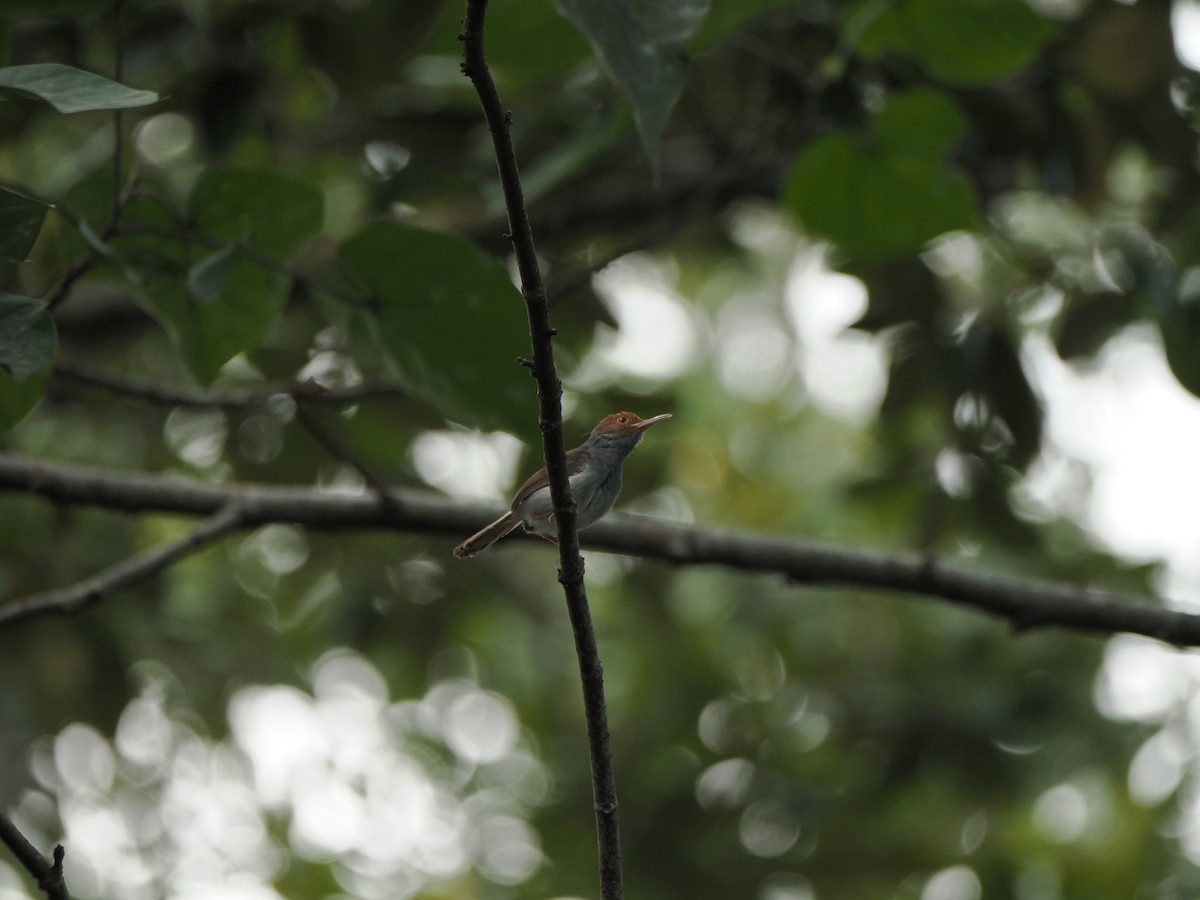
[0, 0, 1198, 899]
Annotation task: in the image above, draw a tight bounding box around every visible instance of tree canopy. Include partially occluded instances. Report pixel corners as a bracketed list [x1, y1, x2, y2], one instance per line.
[2, 1, 1199, 899]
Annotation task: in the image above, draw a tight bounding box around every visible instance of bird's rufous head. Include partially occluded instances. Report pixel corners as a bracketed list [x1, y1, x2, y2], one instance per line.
[591, 411, 672, 438]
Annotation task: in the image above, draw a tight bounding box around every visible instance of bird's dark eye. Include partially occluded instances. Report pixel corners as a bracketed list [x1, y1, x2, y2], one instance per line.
[618, 416, 628, 424]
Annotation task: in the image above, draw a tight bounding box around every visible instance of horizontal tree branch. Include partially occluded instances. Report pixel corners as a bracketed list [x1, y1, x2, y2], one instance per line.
[0, 504, 245, 629]
[52, 359, 406, 410]
[0, 453, 1196, 645]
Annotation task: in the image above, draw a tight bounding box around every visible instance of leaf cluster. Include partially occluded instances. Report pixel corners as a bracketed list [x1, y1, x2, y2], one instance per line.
[0, 1, 1197, 899]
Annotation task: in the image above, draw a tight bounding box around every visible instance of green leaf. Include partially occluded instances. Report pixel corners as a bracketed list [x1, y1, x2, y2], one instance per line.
[186, 241, 239, 305]
[58, 169, 182, 273]
[785, 90, 978, 259]
[0, 292, 54, 382]
[0, 367, 47, 432]
[874, 88, 969, 158]
[60, 167, 324, 383]
[0, 63, 157, 113]
[0, 292, 54, 432]
[555, 0, 710, 165]
[0, 186, 49, 262]
[339, 222, 531, 432]
[133, 169, 323, 383]
[188, 169, 323, 257]
[847, 0, 1057, 85]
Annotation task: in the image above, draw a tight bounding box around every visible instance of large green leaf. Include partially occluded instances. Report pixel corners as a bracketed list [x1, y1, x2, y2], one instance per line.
[0, 367, 47, 432]
[189, 169, 322, 257]
[138, 169, 324, 383]
[0, 292, 54, 432]
[0, 292, 54, 382]
[785, 89, 978, 259]
[60, 167, 323, 384]
[873, 88, 969, 158]
[0, 186, 49, 262]
[339, 222, 531, 433]
[59, 169, 182, 273]
[0, 63, 157, 112]
[555, 0, 709, 165]
[186, 241, 240, 305]
[847, 0, 1057, 85]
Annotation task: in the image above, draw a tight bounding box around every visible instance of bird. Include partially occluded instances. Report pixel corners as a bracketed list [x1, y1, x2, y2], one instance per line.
[452, 411, 672, 558]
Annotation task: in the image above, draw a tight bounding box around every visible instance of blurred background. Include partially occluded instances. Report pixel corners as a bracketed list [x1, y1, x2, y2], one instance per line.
[2, 0, 1200, 898]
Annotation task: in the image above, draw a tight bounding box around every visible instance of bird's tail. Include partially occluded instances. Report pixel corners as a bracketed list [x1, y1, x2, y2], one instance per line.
[453, 511, 522, 558]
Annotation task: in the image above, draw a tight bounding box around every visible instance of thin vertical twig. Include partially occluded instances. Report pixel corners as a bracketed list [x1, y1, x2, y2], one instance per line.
[460, 3, 624, 898]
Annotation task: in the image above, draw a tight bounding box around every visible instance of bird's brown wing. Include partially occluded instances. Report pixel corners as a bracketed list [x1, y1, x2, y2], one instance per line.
[509, 445, 588, 509]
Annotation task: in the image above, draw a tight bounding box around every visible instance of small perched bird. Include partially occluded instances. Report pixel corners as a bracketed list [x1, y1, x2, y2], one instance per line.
[452, 411, 671, 558]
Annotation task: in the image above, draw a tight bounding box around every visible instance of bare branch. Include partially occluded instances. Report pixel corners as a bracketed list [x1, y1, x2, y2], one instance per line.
[52, 359, 406, 410]
[42, 257, 96, 310]
[110, 223, 372, 308]
[293, 402, 408, 515]
[0, 815, 70, 900]
[0, 503, 244, 629]
[1, 453, 1198, 646]
[461, 2, 624, 897]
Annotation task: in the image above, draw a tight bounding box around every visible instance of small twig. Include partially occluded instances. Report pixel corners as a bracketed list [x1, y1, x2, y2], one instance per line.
[461, 3, 623, 898]
[0, 504, 245, 629]
[110, 223, 373, 308]
[52, 358, 406, 410]
[42, 258, 96, 311]
[544, 211, 693, 306]
[293, 402, 407, 514]
[0, 815, 71, 900]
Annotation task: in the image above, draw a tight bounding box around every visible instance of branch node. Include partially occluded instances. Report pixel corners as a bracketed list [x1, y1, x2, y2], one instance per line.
[38, 844, 66, 894]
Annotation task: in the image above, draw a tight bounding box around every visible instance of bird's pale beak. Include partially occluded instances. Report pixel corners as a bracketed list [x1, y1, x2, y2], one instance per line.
[633, 413, 672, 430]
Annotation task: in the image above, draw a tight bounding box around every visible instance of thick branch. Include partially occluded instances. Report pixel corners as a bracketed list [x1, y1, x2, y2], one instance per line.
[1, 454, 1198, 645]
[461, 3, 623, 898]
[0, 816, 70, 900]
[0, 503, 244, 629]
